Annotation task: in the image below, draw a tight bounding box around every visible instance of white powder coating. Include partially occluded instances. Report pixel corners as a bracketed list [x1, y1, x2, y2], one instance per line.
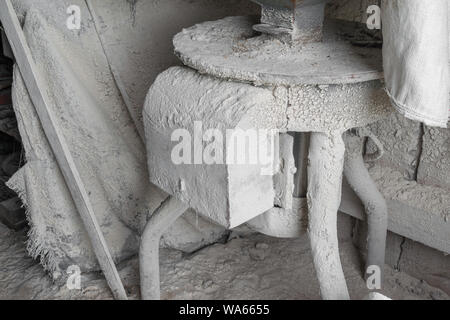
[367, 113, 423, 180]
[344, 130, 388, 280]
[285, 82, 391, 132]
[368, 164, 450, 249]
[306, 131, 349, 299]
[144, 67, 391, 231]
[144, 67, 279, 228]
[5, 0, 446, 295]
[8, 3, 155, 273]
[146, 67, 391, 137]
[83, 0, 259, 138]
[153, 15, 393, 299]
[174, 16, 383, 86]
[418, 127, 450, 189]
[2, 221, 448, 300]
[246, 198, 309, 238]
[6, 0, 229, 275]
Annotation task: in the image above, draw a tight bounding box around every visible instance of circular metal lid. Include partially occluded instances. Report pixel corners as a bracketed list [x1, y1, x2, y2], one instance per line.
[174, 16, 383, 86]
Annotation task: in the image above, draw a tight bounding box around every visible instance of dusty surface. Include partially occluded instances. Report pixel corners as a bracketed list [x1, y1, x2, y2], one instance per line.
[9, 0, 232, 276]
[174, 16, 383, 86]
[0, 222, 448, 300]
[367, 164, 450, 255]
[9, 0, 166, 275]
[368, 113, 423, 181]
[418, 126, 450, 189]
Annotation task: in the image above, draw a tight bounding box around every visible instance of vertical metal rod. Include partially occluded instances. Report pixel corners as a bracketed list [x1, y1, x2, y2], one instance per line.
[293, 132, 310, 198]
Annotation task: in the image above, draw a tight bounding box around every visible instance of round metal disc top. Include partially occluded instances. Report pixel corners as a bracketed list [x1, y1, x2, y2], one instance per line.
[174, 16, 383, 86]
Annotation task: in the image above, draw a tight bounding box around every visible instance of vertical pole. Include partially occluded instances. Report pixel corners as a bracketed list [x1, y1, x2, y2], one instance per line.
[307, 131, 350, 300]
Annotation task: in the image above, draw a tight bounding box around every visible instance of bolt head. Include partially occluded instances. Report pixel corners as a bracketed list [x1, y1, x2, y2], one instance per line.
[251, 0, 330, 43]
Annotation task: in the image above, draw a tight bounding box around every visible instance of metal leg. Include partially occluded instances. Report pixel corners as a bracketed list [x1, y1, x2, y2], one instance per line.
[307, 131, 350, 300]
[344, 130, 388, 285]
[140, 197, 189, 300]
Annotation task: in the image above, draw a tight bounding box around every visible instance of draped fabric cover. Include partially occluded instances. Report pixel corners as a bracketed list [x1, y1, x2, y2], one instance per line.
[382, 0, 449, 128]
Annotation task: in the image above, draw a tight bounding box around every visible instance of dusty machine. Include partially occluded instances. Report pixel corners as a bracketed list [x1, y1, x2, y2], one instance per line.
[141, 0, 391, 300]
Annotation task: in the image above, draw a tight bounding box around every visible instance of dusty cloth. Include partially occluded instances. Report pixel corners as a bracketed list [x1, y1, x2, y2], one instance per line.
[382, 0, 450, 128]
[7, 0, 225, 275]
[8, 0, 162, 274]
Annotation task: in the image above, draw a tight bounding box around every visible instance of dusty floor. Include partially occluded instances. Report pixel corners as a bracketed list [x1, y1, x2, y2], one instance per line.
[0, 221, 448, 300]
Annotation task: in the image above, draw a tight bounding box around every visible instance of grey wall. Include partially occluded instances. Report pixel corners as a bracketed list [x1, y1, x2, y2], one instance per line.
[91, 0, 259, 132]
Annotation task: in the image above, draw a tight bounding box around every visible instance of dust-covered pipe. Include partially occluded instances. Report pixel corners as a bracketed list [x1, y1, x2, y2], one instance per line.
[140, 197, 189, 300]
[307, 131, 350, 300]
[344, 129, 387, 287]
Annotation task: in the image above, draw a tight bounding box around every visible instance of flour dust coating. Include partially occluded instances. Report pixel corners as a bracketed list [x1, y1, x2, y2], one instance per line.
[0, 0, 447, 302]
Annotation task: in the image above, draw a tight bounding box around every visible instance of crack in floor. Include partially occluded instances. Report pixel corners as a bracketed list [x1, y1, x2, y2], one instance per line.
[396, 237, 407, 271]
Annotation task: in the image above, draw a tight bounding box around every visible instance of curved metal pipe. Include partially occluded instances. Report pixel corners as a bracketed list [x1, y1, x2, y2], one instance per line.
[140, 197, 189, 300]
[344, 129, 388, 286]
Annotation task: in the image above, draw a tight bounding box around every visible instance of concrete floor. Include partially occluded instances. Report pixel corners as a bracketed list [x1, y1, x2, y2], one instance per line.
[0, 221, 448, 300]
